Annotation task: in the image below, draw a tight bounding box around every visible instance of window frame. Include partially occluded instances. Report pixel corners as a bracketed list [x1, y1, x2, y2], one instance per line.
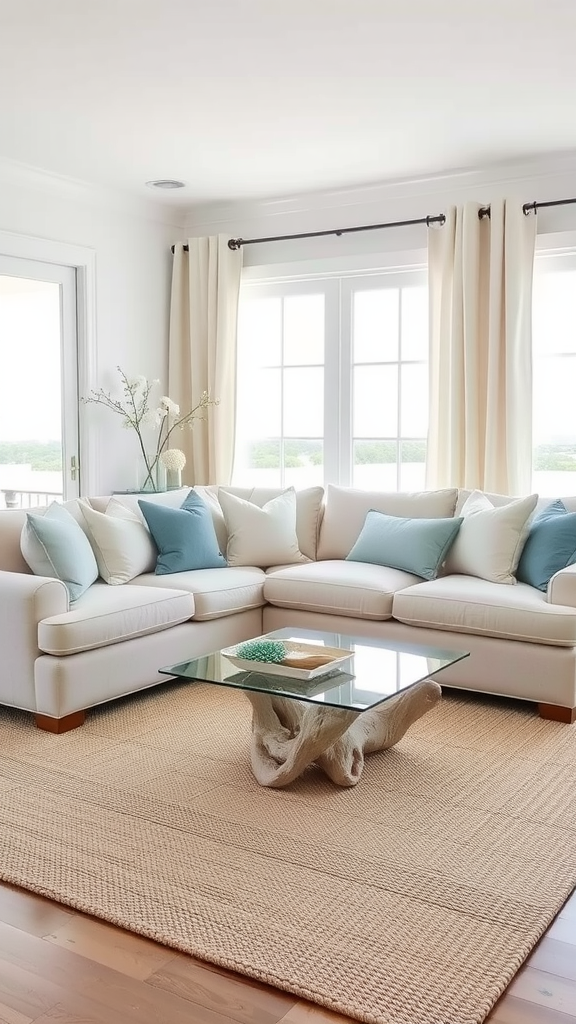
[235, 252, 428, 490]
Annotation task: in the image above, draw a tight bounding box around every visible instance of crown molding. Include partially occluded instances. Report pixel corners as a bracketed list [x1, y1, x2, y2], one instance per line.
[0, 156, 184, 228]
[4, 149, 576, 235]
[184, 150, 576, 230]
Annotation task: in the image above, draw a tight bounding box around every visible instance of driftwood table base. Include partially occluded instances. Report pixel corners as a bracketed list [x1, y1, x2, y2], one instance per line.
[245, 678, 442, 788]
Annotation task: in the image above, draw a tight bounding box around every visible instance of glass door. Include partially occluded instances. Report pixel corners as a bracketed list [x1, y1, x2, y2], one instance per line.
[0, 255, 79, 509]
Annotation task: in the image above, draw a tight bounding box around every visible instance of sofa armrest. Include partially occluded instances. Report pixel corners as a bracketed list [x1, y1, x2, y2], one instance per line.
[547, 564, 576, 608]
[0, 571, 69, 711]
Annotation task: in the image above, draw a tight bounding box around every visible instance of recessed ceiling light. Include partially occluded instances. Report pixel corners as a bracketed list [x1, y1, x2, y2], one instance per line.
[145, 179, 186, 190]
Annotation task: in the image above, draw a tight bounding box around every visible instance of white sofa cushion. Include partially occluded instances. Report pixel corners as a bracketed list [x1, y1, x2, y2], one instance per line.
[317, 485, 459, 560]
[393, 575, 576, 646]
[445, 490, 538, 584]
[78, 498, 156, 583]
[37, 582, 195, 656]
[218, 488, 306, 567]
[194, 485, 324, 561]
[131, 566, 267, 621]
[264, 560, 421, 621]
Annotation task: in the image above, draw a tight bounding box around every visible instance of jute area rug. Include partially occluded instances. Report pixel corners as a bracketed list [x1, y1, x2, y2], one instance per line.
[1, 682, 576, 1024]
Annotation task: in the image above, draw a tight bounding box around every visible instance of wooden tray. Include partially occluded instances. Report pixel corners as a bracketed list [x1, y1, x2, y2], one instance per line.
[221, 639, 354, 681]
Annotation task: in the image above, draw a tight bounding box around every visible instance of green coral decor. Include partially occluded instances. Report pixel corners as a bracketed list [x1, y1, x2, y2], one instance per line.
[235, 639, 287, 663]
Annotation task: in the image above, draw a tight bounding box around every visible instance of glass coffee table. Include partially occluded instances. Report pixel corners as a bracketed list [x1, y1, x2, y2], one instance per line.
[160, 628, 469, 789]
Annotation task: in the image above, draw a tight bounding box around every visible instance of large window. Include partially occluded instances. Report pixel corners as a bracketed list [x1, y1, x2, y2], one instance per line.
[234, 268, 428, 489]
[532, 251, 576, 495]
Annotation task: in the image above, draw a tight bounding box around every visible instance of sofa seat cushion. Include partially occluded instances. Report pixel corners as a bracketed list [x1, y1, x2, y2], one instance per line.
[37, 582, 195, 656]
[393, 575, 576, 646]
[132, 566, 266, 621]
[264, 560, 422, 621]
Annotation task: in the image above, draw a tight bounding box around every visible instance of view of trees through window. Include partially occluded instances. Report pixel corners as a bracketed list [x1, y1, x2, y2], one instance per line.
[243, 439, 427, 471]
[0, 442, 62, 471]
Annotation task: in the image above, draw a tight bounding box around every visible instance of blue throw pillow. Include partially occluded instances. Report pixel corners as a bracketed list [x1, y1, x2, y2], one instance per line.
[516, 500, 576, 591]
[20, 501, 99, 603]
[346, 510, 463, 580]
[139, 490, 227, 575]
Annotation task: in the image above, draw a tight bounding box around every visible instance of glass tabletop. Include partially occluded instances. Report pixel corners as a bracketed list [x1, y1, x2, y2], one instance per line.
[159, 628, 469, 712]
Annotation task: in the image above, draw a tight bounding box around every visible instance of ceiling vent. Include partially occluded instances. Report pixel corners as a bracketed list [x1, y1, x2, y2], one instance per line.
[145, 179, 186, 190]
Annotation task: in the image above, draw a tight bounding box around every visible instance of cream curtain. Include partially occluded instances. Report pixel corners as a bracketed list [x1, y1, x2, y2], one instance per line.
[426, 199, 537, 494]
[169, 235, 243, 485]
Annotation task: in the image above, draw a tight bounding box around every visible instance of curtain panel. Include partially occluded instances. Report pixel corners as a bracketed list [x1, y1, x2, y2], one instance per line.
[426, 199, 536, 495]
[169, 235, 243, 485]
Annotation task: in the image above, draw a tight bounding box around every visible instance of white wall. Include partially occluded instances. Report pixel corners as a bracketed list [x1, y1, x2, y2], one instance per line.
[0, 164, 184, 494]
[182, 153, 576, 270]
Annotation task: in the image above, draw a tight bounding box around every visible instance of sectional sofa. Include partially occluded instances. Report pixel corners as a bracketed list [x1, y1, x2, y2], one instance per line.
[1, 483, 575, 732]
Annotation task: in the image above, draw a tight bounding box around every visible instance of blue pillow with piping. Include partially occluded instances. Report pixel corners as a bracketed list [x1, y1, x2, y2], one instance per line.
[346, 509, 463, 580]
[516, 500, 576, 591]
[20, 501, 99, 602]
[139, 490, 227, 574]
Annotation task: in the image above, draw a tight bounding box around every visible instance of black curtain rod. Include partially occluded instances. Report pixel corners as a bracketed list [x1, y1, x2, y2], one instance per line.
[225, 213, 446, 250]
[170, 196, 576, 253]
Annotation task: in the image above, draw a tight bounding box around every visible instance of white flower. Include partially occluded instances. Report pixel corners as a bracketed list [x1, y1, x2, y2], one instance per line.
[160, 396, 180, 417]
[140, 408, 163, 429]
[129, 375, 148, 390]
[160, 448, 187, 471]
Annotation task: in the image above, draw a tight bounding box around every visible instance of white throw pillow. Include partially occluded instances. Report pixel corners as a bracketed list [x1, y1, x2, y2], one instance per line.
[78, 498, 156, 584]
[445, 490, 538, 584]
[193, 485, 229, 554]
[218, 488, 306, 568]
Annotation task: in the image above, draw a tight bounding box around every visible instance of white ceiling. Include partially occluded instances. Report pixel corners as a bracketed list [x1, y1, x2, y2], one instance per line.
[0, 0, 575, 208]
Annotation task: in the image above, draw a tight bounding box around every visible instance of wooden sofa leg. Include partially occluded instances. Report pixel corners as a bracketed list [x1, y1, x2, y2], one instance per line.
[537, 703, 576, 724]
[35, 710, 86, 733]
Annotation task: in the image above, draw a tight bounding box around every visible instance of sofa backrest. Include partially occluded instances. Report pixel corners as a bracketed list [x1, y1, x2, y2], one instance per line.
[317, 485, 459, 560]
[2, 486, 576, 575]
[88, 488, 191, 516]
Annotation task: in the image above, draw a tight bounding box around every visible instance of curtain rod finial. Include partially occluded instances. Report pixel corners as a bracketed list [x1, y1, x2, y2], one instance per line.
[228, 238, 242, 250]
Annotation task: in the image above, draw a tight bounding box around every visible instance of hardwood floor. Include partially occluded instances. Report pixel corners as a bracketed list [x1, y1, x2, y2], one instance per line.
[0, 882, 574, 1024]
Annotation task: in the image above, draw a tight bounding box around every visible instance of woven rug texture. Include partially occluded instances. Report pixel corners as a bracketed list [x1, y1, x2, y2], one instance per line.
[1, 682, 576, 1024]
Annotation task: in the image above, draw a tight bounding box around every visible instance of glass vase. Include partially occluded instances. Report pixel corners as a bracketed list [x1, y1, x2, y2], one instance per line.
[136, 454, 166, 493]
[166, 466, 182, 489]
